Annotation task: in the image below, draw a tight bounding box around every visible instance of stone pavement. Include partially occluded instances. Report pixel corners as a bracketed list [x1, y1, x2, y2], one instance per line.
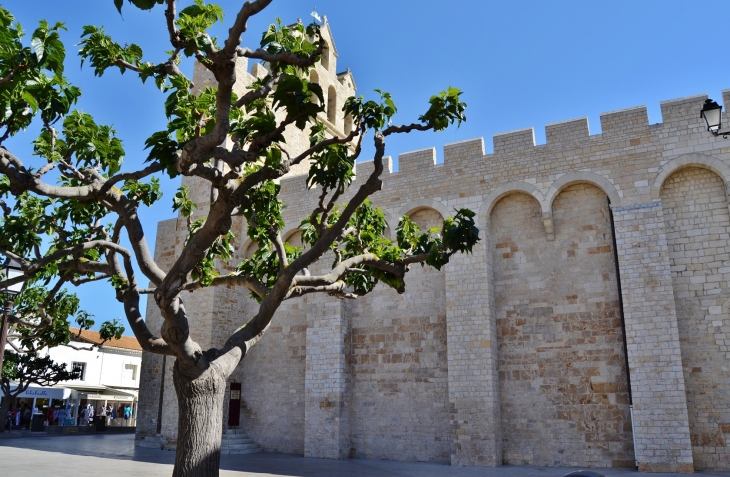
[1, 433, 729, 477]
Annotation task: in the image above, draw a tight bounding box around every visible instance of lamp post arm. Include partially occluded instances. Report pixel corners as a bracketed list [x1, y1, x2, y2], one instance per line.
[711, 128, 730, 139]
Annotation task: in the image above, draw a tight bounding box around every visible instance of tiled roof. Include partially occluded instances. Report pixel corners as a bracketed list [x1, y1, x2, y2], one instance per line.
[68, 327, 143, 351]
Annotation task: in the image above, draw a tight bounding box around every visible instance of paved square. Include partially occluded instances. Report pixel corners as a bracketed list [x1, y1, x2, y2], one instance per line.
[2, 434, 730, 477]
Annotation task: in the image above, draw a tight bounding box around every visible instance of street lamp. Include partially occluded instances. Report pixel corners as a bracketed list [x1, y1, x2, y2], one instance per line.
[700, 99, 730, 138]
[0, 257, 25, 378]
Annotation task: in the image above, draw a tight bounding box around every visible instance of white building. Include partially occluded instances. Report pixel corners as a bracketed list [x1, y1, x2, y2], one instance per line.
[5, 328, 142, 427]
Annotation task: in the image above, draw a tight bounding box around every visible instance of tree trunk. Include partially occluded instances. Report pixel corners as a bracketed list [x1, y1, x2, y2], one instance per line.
[172, 360, 228, 477]
[0, 396, 11, 433]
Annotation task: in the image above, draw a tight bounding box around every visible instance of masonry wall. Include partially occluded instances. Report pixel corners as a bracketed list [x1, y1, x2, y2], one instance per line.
[137, 21, 730, 470]
[492, 185, 634, 467]
[660, 167, 730, 469]
[233, 296, 307, 453]
[348, 208, 451, 462]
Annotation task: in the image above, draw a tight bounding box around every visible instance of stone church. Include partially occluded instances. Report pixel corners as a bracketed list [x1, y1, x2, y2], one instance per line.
[137, 19, 730, 472]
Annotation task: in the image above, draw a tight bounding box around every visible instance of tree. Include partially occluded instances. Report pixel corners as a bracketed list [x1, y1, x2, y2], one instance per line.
[1, 351, 81, 430]
[3, 282, 123, 356]
[0, 2, 478, 476]
[0, 281, 123, 432]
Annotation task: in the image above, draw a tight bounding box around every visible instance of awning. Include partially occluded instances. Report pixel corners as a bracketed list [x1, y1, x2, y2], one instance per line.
[85, 393, 134, 402]
[69, 385, 138, 402]
[61, 384, 107, 392]
[9, 384, 72, 400]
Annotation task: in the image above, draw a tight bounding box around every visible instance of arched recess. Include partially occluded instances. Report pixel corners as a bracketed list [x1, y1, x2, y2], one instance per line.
[479, 181, 544, 227]
[309, 70, 320, 105]
[651, 153, 730, 202]
[242, 228, 307, 259]
[320, 42, 330, 70]
[543, 172, 621, 240]
[544, 171, 621, 209]
[660, 165, 730, 469]
[344, 114, 353, 134]
[241, 238, 257, 259]
[396, 199, 450, 227]
[348, 200, 451, 462]
[479, 182, 548, 239]
[282, 227, 303, 246]
[327, 85, 336, 123]
[491, 181, 634, 467]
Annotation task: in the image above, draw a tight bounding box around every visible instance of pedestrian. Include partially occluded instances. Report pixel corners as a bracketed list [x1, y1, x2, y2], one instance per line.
[20, 404, 31, 429]
[79, 406, 88, 426]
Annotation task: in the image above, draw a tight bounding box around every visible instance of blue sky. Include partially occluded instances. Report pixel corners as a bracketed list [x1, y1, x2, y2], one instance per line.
[4, 1, 729, 330]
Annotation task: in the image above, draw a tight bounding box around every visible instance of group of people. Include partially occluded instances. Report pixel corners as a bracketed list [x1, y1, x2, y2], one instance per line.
[3, 403, 32, 430]
[4, 401, 134, 430]
[78, 403, 132, 426]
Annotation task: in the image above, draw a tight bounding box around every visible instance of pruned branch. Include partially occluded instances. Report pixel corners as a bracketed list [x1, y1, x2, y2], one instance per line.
[271, 230, 287, 271]
[165, 0, 184, 49]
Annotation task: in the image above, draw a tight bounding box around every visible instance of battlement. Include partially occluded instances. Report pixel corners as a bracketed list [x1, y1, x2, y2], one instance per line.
[397, 147, 437, 173]
[493, 127, 535, 155]
[660, 94, 707, 122]
[378, 89, 727, 169]
[276, 89, 730, 195]
[599, 106, 649, 135]
[545, 117, 589, 145]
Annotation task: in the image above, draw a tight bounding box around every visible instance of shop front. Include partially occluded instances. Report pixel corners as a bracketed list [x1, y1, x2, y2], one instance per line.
[4, 384, 75, 427]
[81, 390, 137, 427]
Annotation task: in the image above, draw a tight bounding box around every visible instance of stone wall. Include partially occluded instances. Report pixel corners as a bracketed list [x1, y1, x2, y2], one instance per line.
[348, 208, 450, 462]
[492, 185, 633, 467]
[660, 167, 730, 469]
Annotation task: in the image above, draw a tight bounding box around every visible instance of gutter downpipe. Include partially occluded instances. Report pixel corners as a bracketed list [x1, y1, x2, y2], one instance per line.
[608, 197, 638, 469]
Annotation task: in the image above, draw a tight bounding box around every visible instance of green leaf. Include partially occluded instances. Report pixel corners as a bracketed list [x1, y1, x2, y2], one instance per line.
[129, 0, 165, 10]
[114, 0, 124, 14]
[31, 35, 44, 62]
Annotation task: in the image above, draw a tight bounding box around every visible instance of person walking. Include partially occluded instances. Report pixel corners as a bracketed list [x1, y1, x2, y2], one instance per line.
[20, 404, 31, 429]
[79, 406, 88, 426]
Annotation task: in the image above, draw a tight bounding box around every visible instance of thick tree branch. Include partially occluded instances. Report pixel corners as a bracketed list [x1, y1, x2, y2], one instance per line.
[182, 274, 269, 298]
[288, 126, 360, 170]
[165, 0, 184, 49]
[235, 38, 324, 69]
[292, 253, 406, 288]
[284, 280, 357, 300]
[271, 230, 287, 271]
[101, 161, 164, 194]
[0, 64, 21, 84]
[221, 0, 273, 58]
[233, 74, 279, 110]
[115, 58, 143, 73]
[382, 122, 431, 136]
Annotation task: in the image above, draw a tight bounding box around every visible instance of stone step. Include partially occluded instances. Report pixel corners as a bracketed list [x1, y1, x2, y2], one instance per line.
[136, 440, 163, 449]
[221, 435, 254, 441]
[221, 429, 260, 454]
[136, 436, 166, 449]
[135, 432, 259, 454]
[222, 439, 255, 446]
[220, 445, 259, 455]
[222, 441, 258, 449]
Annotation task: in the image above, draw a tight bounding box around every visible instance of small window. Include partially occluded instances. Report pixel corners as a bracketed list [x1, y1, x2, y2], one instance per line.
[321, 43, 330, 70]
[310, 70, 320, 105]
[123, 364, 138, 381]
[344, 115, 353, 135]
[72, 362, 86, 380]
